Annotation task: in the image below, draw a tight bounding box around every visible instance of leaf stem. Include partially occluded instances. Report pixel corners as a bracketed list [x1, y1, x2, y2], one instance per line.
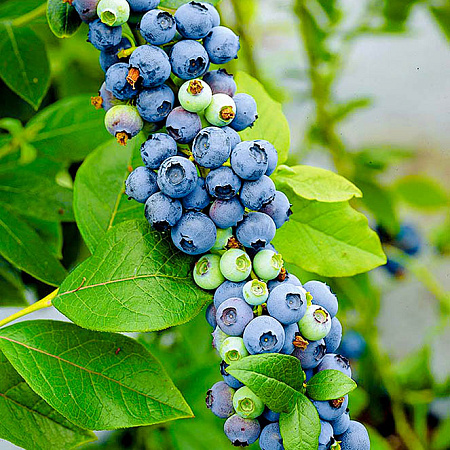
[11, 3, 47, 27]
[0, 289, 58, 328]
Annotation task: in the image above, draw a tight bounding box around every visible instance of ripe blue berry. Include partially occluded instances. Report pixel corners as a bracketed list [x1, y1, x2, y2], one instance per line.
[312, 395, 348, 421]
[174, 1, 215, 39]
[99, 37, 131, 72]
[203, 26, 240, 64]
[144, 191, 182, 230]
[220, 249, 252, 282]
[317, 354, 352, 378]
[157, 156, 198, 198]
[166, 106, 202, 144]
[268, 272, 302, 291]
[230, 93, 258, 131]
[178, 79, 213, 113]
[128, 0, 159, 12]
[205, 303, 217, 328]
[97, 0, 129, 27]
[331, 410, 350, 435]
[339, 331, 366, 360]
[233, 386, 264, 420]
[337, 420, 370, 450]
[243, 316, 285, 354]
[88, 19, 122, 51]
[318, 420, 334, 450]
[125, 166, 158, 203]
[206, 167, 242, 200]
[182, 177, 211, 211]
[206, 381, 235, 419]
[304, 368, 314, 382]
[293, 338, 326, 369]
[396, 224, 422, 255]
[262, 408, 280, 423]
[260, 191, 293, 229]
[170, 40, 209, 80]
[324, 317, 342, 354]
[222, 126, 241, 150]
[259, 422, 283, 450]
[220, 336, 249, 364]
[204, 3, 220, 27]
[253, 249, 283, 280]
[136, 84, 174, 123]
[280, 322, 299, 355]
[304, 281, 339, 318]
[140, 10, 176, 45]
[73, 0, 99, 22]
[231, 141, 268, 181]
[128, 45, 171, 88]
[221, 361, 244, 389]
[214, 280, 245, 308]
[95, 82, 124, 111]
[216, 297, 254, 336]
[205, 93, 236, 127]
[192, 126, 231, 168]
[203, 69, 237, 96]
[240, 175, 276, 210]
[194, 254, 225, 290]
[105, 62, 137, 100]
[171, 211, 216, 255]
[267, 283, 307, 325]
[105, 105, 143, 145]
[242, 279, 268, 306]
[224, 414, 261, 447]
[212, 326, 228, 353]
[236, 212, 276, 250]
[298, 304, 332, 341]
[209, 198, 245, 228]
[255, 140, 278, 176]
[141, 133, 177, 169]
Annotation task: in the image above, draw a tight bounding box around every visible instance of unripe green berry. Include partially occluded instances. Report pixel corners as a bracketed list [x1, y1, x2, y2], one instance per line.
[253, 250, 283, 280]
[243, 279, 268, 306]
[233, 386, 265, 419]
[104, 105, 143, 146]
[205, 93, 236, 127]
[97, 0, 130, 26]
[220, 337, 249, 364]
[220, 248, 252, 282]
[212, 227, 233, 252]
[298, 304, 332, 341]
[193, 254, 225, 290]
[179, 79, 213, 113]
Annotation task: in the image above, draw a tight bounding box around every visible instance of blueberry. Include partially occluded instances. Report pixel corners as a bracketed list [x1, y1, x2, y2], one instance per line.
[214, 280, 245, 308]
[216, 297, 254, 336]
[203, 68, 237, 96]
[268, 273, 302, 291]
[203, 26, 240, 64]
[220, 336, 249, 364]
[230, 93, 258, 131]
[209, 198, 244, 228]
[221, 360, 244, 389]
[99, 37, 131, 72]
[222, 126, 241, 150]
[127, 0, 159, 12]
[193, 126, 231, 168]
[125, 166, 158, 203]
[338, 420, 370, 450]
[260, 191, 293, 229]
[267, 283, 307, 325]
[171, 211, 216, 255]
[144, 191, 182, 230]
[174, 1, 214, 39]
[304, 368, 314, 382]
[194, 254, 225, 290]
[88, 19, 122, 51]
[140, 10, 176, 45]
[293, 338, 326, 369]
[324, 317, 342, 354]
[206, 167, 241, 199]
[331, 409, 350, 435]
[317, 354, 352, 378]
[304, 281, 338, 318]
[220, 249, 252, 282]
[243, 279, 268, 306]
[384, 257, 405, 277]
[157, 156, 198, 198]
[233, 386, 264, 420]
[97, 0, 129, 27]
[105, 62, 137, 100]
[240, 175, 276, 210]
[339, 331, 366, 360]
[105, 105, 143, 145]
[224, 414, 261, 446]
[318, 420, 334, 450]
[203, 3, 220, 27]
[212, 227, 234, 252]
[128, 45, 171, 88]
[73, 0, 99, 22]
[253, 249, 283, 281]
[182, 177, 211, 211]
[206, 303, 217, 328]
[212, 326, 228, 352]
[259, 422, 283, 450]
[298, 304, 332, 341]
[205, 93, 236, 127]
[280, 322, 299, 355]
[141, 133, 177, 169]
[262, 408, 280, 423]
[396, 224, 422, 256]
[243, 316, 285, 354]
[236, 212, 276, 250]
[179, 79, 213, 113]
[93, 82, 124, 111]
[313, 395, 349, 422]
[255, 140, 278, 175]
[206, 381, 235, 419]
[231, 141, 268, 181]
[166, 106, 202, 144]
[136, 85, 174, 123]
[170, 40, 209, 80]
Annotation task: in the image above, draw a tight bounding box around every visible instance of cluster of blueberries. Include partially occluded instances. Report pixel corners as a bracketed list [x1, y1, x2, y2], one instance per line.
[196, 244, 370, 449]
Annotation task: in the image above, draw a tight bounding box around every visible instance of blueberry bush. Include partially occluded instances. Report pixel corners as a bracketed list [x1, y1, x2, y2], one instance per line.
[0, 0, 449, 449]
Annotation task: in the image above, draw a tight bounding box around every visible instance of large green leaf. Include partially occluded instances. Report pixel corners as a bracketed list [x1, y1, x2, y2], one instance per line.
[227, 354, 304, 413]
[74, 138, 144, 253]
[0, 349, 96, 449]
[24, 217, 64, 259]
[306, 369, 356, 401]
[279, 393, 320, 450]
[47, 0, 82, 38]
[0, 0, 44, 21]
[0, 320, 193, 430]
[273, 164, 362, 202]
[0, 24, 50, 109]
[273, 187, 386, 277]
[54, 220, 211, 332]
[235, 71, 290, 165]
[0, 257, 27, 306]
[26, 96, 111, 162]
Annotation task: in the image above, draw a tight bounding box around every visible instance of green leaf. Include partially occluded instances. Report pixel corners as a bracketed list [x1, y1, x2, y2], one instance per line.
[26, 95, 111, 162]
[47, 0, 82, 38]
[367, 425, 392, 450]
[347, 386, 369, 417]
[0, 204, 67, 286]
[273, 164, 362, 202]
[279, 393, 320, 450]
[431, 416, 450, 450]
[273, 188, 386, 277]
[306, 369, 357, 401]
[0, 349, 96, 449]
[54, 219, 211, 332]
[352, 146, 415, 172]
[0, 0, 44, 21]
[24, 217, 64, 259]
[0, 257, 27, 306]
[393, 175, 449, 211]
[226, 354, 304, 413]
[235, 71, 290, 165]
[0, 320, 193, 430]
[0, 24, 50, 109]
[74, 137, 144, 253]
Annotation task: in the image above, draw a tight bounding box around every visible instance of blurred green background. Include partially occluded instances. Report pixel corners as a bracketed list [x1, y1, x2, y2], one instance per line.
[1, 0, 450, 449]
